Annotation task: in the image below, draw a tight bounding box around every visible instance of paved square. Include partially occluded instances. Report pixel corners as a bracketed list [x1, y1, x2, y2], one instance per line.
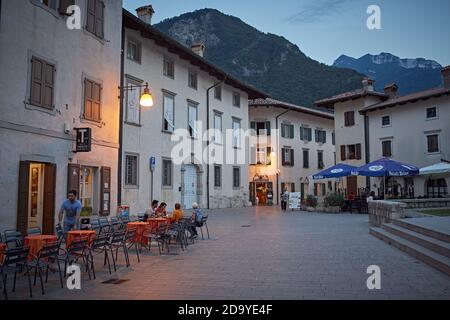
[7, 207, 450, 300]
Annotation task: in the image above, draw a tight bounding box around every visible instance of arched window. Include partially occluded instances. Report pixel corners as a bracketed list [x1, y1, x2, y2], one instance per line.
[426, 179, 448, 198]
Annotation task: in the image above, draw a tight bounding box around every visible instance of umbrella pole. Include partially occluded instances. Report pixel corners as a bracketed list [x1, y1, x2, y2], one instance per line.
[383, 175, 386, 200]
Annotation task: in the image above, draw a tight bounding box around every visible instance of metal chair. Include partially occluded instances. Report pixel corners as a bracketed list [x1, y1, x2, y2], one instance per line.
[27, 241, 63, 294]
[26, 227, 42, 236]
[88, 235, 113, 279]
[124, 228, 140, 265]
[65, 237, 91, 280]
[199, 215, 210, 240]
[3, 230, 23, 249]
[1, 247, 33, 299]
[109, 231, 127, 272]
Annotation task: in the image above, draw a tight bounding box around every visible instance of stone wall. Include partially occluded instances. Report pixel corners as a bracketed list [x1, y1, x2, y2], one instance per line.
[368, 200, 407, 227]
[396, 198, 450, 209]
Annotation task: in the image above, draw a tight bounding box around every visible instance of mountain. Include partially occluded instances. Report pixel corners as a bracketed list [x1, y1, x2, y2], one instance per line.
[333, 53, 443, 95]
[154, 9, 364, 107]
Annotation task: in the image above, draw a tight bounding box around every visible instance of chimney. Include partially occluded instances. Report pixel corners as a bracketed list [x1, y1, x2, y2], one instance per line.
[136, 5, 155, 25]
[362, 77, 375, 92]
[191, 42, 205, 57]
[442, 66, 450, 89]
[384, 83, 398, 98]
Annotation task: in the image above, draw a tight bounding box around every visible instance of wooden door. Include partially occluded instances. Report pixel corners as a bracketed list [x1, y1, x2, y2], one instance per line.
[347, 176, 357, 197]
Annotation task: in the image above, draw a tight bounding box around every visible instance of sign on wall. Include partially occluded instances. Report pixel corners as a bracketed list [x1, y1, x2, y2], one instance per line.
[75, 128, 92, 153]
[149, 156, 156, 172]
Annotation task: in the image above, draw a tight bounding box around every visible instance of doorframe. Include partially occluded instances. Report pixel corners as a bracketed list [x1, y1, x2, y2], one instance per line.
[180, 163, 203, 208]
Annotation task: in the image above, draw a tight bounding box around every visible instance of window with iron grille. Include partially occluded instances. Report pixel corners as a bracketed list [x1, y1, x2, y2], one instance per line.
[233, 167, 240, 188]
[214, 165, 222, 188]
[381, 115, 391, 126]
[125, 154, 138, 186]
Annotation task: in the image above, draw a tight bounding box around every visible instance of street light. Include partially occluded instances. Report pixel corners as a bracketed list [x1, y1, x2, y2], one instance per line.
[119, 82, 154, 107]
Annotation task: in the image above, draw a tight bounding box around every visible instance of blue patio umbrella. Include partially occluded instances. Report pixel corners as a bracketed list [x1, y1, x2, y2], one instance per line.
[312, 163, 358, 180]
[353, 158, 419, 177]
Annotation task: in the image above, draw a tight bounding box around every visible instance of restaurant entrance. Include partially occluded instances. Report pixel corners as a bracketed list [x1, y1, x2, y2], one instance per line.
[17, 161, 56, 235]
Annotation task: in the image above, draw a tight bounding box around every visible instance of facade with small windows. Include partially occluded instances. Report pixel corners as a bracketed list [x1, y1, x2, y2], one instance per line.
[0, 0, 122, 233]
[248, 99, 336, 205]
[120, 9, 267, 212]
[316, 68, 450, 199]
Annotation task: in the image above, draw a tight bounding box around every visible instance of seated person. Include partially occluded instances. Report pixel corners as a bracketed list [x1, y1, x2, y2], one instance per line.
[171, 203, 183, 223]
[347, 192, 356, 201]
[144, 200, 159, 221]
[187, 202, 204, 239]
[156, 202, 168, 217]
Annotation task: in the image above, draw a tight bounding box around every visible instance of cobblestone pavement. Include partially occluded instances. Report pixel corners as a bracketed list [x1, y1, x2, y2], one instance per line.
[6, 207, 450, 300]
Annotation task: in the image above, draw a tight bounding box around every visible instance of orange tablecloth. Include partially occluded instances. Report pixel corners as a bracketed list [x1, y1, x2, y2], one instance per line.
[126, 222, 149, 245]
[147, 217, 171, 231]
[24, 235, 57, 260]
[0, 243, 6, 264]
[66, 230, 96, 248]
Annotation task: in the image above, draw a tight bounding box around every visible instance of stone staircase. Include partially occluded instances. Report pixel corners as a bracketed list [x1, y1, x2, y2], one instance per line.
[370, 218, 450, 276]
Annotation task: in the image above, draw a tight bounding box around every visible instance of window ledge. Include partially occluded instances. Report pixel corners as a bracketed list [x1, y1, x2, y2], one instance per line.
[24, 102, 58, 116]
[162, 186, 173, 190]
[29, 0, 61, 19]
[161, 130, 174, 135]
[125, 121, 142, 128]
[83, 28, 106, 45]
[124, 185, 139, 190]
[80, 118, 103, 128]
[427, 151, 441, 155]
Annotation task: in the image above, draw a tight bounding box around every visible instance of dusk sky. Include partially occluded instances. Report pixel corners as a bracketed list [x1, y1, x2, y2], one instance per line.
[123, 0, 450, 66]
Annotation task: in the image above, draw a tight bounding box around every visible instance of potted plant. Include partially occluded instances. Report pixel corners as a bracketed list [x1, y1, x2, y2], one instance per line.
[305, 195, 318, 212]
[324, 193, 344, 213]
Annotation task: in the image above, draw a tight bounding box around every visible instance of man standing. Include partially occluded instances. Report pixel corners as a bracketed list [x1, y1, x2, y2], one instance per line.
[281, 189, 289, 211]
[58, 190, 82, 232]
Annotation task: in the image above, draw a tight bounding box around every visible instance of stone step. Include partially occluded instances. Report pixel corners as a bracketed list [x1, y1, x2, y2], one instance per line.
[393, 219, 450, 243]
[370, 227, 450, 276]
[382, 223, 450, 258]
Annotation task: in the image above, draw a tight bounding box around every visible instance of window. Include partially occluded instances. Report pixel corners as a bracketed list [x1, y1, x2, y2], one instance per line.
[250, 121, 271, 136]
[381, 115, 391, 126]
[188, 102, 198, 138]
[40, 0, 58, 10]
[303, 149, 309, 168]
[125, 154, 138, 186]
[214, 165, 222, 188]
[427, 134, 439, 153]
[163, 57, 174, 78]
[300, 126, 312, 142]
[317, 151, 324, 169]
[125, 79, 141, 124]
[315, 129, 326, 144]
[313, 183, 326, 196]
[256, 147, 272, 165]
[83, 78, 101, 122]
[332, 132, 335, 145]
[214, 113, 223, 144]
[232, 118, 241, 148]
[281, 124, 294, 139]
[214, 86, 222, 101]
[427, 179, 448, 198]
[162, 93, 175, 132]
[340, 144, 361, 160]
[282, 148, 294, 167]
[29, 56, 55, 109]
[382, 140, 392, 157]
[233, 167, 240, 188]
[344, 111, 355, 127]
[86, 0, 104, 39]
[232, 92, 240, 107]
[79, 167, 95, 211]
[281, 183, 295, 192]
[426, 107, 437, 119]
[162, 159, 172, 187]
[188, 69, 197, 89]
[127, 39, 141, 63]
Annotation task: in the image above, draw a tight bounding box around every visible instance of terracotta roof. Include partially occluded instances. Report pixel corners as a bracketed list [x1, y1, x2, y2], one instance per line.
[314, 89, 388, 108]
[360, 87, 450, 113]
[123, 10, 269, 100]
[249, 98, 334, 120]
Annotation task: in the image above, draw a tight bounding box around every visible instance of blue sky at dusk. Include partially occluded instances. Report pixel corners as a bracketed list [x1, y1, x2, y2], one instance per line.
[123, 0, 450, 66]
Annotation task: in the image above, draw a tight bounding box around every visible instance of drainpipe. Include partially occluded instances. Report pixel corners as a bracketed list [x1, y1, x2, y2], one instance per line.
[206, 75, 227, 209]
[275, 107, 291, 205]
[363, 112, 371, 191]
[117, 24, 125, 206]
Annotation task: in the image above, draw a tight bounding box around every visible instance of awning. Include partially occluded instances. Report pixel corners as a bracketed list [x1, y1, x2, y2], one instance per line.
[312, 163, 357, 180]
[419, 162, 450, 175]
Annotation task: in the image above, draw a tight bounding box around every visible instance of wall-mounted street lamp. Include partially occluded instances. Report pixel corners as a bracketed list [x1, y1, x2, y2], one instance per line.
[119, 82, 154, 107]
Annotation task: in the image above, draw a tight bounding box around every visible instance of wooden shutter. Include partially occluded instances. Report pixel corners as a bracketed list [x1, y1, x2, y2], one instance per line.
[92, 82, 101, 121]
[30, 57, 43, 106]
[67, 163, 80, 195]
[84, 79, 92, 119]
[249, 182, 256, 205]
[344, 112, 349, 126]
[290, 149, 295, 166]
[86, 0, 95, 33]
[340, 145, 346, 161]
[308, 128, 312, 141]
[356, 144, 362, 160]
[59, 0, 74, 15]
[300, 127, 304, 140]
[95, 0, 105, 38]
[100, 167, 111, 216]
[281, 148, 286, 166]
[266, 121, 271, 135]
[42, 163, 56, 235]
[17, 161, 31, 235]
[42, 63, 55, 109]
[289, 125, 294, 139]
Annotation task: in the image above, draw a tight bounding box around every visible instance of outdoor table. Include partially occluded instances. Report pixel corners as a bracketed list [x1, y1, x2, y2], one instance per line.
[0, 243, 6, 264]
[24, 234, 57, 261]
[147, 217, 171, 231]
[66, 230, 96, 248]
[126, 221, 149, 245]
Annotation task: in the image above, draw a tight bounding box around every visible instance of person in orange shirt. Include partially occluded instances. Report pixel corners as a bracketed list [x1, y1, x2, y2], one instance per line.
[171, 203, 183, 223]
